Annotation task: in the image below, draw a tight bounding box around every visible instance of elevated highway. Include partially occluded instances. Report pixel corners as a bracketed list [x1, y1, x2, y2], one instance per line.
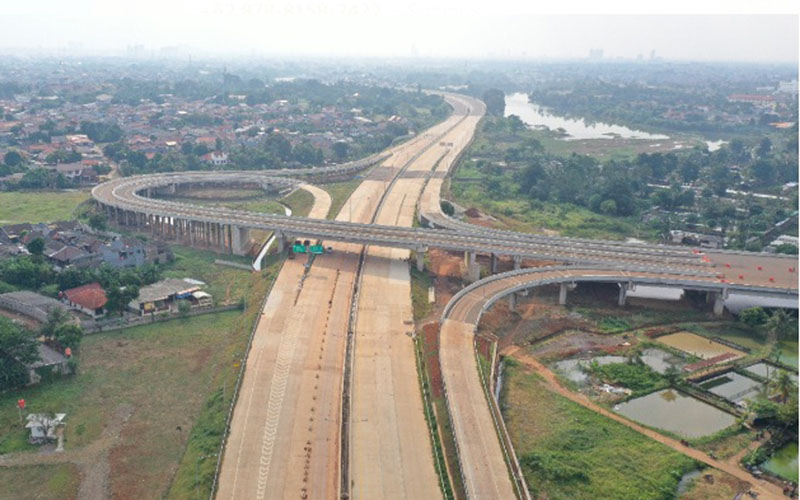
[439, 264, 798, 499]
[90, 90, 798, 500]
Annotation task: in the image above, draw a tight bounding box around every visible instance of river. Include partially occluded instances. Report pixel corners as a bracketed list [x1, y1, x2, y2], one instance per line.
[504, 92, 669, 141]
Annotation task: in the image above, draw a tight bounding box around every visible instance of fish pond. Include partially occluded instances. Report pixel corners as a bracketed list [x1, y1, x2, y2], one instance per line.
[552, 348, 684, 385]
[745, 362, 798, 384]
[615, 389, 737, 439]
[699, 372, 763, 403]
[657, 332, 746, 360]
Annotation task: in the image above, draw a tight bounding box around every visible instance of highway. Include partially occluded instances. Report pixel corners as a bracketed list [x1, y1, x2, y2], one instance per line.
[214, 93, 476, 499]
[349, 92, 485, 499]
[90, 90, 798, 500]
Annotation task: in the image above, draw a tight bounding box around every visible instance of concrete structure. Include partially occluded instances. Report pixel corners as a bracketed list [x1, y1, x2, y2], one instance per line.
[89, 90, 798, 499]
[439, 264, 798, 500]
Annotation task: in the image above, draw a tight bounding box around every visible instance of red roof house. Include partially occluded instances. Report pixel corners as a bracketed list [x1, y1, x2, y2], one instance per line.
[61, 282, 107, 318]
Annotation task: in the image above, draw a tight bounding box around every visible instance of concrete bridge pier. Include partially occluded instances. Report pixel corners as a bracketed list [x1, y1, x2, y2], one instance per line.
[465, 251, 480, 282]
[507, 292, 516, 311]
[415, 247, 427, 272]
[558, 282, 577, 306]
[710, 288, 729, 316]
[231, 225, 250, 256]
[490, 253, 498, 274]
[618, 282, 632, 306]
[559, 282, 569, 305]
[275, 231, 287, 253]
[513, 255, 522, 271]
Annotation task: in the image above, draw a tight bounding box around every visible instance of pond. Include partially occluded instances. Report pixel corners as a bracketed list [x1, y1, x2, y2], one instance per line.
[553, 349, 684, 384]
[614, 389, 736, 438]
[699, 372, 763, 402]
[504, 93, 669, 141]
[657, 332, 746, 360]
[745, 362, 798, 384]
[762, 441, 798, 482]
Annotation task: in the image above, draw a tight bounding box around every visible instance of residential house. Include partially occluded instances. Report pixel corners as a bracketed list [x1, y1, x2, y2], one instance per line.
[61, 282, 107, 318]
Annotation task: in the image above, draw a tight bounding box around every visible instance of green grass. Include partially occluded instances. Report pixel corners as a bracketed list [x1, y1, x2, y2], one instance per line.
[410, 264, 434, 321]
[280, 187, 315, 218]
[322, 179, 363, 220]
[597, 316, 632, 333]
[0, 463, 80, 500]
[502, 362, 696, 500]
[0, 253, 279, 499]
[162, 246, 254, 305]
[588, 361, 665, 393]
[0, 190, 91, 224]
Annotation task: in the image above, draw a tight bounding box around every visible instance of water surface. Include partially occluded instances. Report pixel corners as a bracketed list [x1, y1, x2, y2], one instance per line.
[504, 93, 669, 141]
[615, 389, 736, 438]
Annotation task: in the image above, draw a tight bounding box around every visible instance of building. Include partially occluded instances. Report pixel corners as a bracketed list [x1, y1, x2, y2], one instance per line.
[669, 230, 723, 249]
[100, 236, 171, 268]
[0, 290, 72, 323]
[25, 413, 66, 444]
[25, 344, 72, 385]
[61, 282, 108, 318]
[128, 278, 211, 316]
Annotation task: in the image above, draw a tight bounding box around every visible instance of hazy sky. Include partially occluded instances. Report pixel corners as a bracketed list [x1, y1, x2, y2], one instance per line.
[2, 1, 798, 62]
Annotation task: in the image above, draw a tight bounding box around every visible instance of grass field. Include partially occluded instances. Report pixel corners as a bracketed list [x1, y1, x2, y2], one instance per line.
[0, 246, 280, 499]
[280, 187, 315, 218]
[0, 190, 91, 224]
[163, 246, 256, 304]
[322, 179, 363, 220]
[0, 464, 80, 500]
[502, 360, 696, 500]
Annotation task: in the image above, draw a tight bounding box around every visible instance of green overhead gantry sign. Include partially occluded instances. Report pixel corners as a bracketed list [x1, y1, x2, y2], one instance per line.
[310, 244, 324, 255]
[292, 244, 306, 253]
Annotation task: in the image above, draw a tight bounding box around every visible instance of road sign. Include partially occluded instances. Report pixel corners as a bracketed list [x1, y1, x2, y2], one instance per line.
[310, 244, 324, 255]
[293, 244, 306, 253]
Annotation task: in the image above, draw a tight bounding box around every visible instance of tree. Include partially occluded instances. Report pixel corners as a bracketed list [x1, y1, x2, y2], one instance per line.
[482, 89, 506, 117]
[88, 213, 107, 232]
[599, 199, 617, 215]
[765, 309, 796, 341]
[0, 317, 39, 390]
[739, 307, 768, 328]
[756, 137, 772, 159]
[40, 307, 72, 344]
[178, 300, 191, 319]
[26, 237, 44, 256]
[54, 323, 83, 350]
[507, 115, 526, 135]
[333, 141, 349, 161]
[106, 284, 139, 316]
[3, 150, 22, 167]
[771, 371, 797, 404]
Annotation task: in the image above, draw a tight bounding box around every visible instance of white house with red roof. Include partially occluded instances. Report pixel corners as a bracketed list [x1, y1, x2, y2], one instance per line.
[60, 282, 108, 318]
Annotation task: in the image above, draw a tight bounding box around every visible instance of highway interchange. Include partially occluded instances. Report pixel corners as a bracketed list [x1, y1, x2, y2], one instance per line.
[92, 92, 798, 500]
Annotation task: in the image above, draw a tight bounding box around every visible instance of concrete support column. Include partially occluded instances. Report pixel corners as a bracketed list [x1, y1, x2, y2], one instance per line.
[507, 292, 516, 311]
[415, 247, 427, 272]
[618, 284, 627, 306]
[231, 225, 250, 256]
[465, 251, 480, 282]
[276, 232, 287, 253]
[559, 282, 569, 306]
[712, 288, 728, 316]
[513, 255, 522, 271]
[490, 253, 498, 274]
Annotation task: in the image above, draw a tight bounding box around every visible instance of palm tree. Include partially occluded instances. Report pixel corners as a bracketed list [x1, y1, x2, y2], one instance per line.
[771, 371, 797, 404]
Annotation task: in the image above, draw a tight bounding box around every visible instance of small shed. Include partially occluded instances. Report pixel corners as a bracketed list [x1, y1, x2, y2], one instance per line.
[25, 413, 66, 444]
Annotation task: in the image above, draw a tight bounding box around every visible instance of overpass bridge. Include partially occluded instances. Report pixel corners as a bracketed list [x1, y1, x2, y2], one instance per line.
[92, 170, 797, 295]
[438, 264, 798, 500]
[90, 92, 798, 500]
